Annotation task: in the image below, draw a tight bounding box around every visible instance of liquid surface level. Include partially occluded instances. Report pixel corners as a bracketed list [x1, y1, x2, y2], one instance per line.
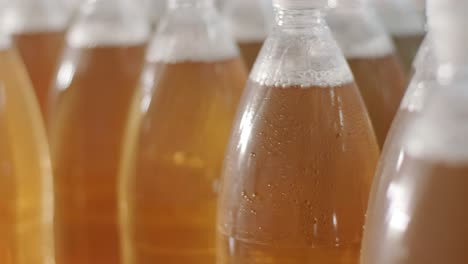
[218, 81, 379, 263]
[348, 55, 406, 148]
[0, 48, 54, 264]
[49, 45, 146, 264]
[14, 31, 65, 121]
[120, 59, 247, 263]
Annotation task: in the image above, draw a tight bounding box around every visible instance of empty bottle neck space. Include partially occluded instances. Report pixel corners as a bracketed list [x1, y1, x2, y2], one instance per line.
[431, 22, 468, 72]
[331, 0, 365, 8]
[168, 0, 214, 9]
[275, 7, 325, 28]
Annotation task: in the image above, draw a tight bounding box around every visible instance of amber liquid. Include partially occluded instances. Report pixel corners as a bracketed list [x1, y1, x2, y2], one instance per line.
[49, 45, 146, 264]
[362, 156, 468, 264]
[120, 59, 247, 264]
[239, 42, 263, 70]
[0, 49, 54, 264]
[348, 55, 406, 148]
[13, 31, 65, 121]
[393, 34, 425, 74]
[218, 82, 379, 263]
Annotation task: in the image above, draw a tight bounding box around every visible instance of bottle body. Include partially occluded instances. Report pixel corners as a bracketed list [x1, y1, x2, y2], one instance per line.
[361, 83, 468, 264]
[121, 58, 246, 263]
[0, 47, 54, 264]
[50, 44, 146, 264]
[217, 6, 379, 263]
[218, 81, 379, 263]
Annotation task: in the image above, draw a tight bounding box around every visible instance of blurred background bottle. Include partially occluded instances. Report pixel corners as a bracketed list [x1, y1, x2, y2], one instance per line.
[373, 0, 426, 74]
[361, 0, 468, 263]
[4, 0, 68, 122]
[224, 0, 273, 70]
[144, 0, 166, 29]
[328, 0, 406, 148]
[48, 0, 150, 263]
[217, 0, 379, 263]
[119, 0, 247, 263]
[0, 3, 55, 264]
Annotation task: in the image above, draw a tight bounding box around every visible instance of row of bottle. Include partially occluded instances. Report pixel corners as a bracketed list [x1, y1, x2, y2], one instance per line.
[2, 0, 464, 263]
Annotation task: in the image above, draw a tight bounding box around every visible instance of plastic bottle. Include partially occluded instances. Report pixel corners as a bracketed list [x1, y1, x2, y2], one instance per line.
[361, 1, 468, 263]
[217, 0, 379, 262]
[0, 4, 55, 264]
[48, 0, 150, 263]
[119, 0, 247, 263]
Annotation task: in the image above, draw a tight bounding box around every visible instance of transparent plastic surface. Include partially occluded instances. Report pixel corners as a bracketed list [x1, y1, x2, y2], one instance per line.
[144, 0, 166, 28]
[373, 0, 426, 73]
[361, 77, 468, 264]
[224, 0, 273, 69]
[5, 0, 68, 121]
[0, 46, 55, 264]
[119, 0, 247, 263]
[361, 13, 468, 262]
[328, 6, 406, 148]
[48, 0, 149, 263]
[217, 7, 379, 264]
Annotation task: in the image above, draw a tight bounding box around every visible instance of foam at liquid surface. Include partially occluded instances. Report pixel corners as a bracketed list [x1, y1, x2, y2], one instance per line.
[67, 22, 150, 48]
[2, 5, 68, 33]
[327, 8, 395, 59]
[146, 9, 239, 63]
[250, 28, 353, 88]
[406, 84, 468, 163]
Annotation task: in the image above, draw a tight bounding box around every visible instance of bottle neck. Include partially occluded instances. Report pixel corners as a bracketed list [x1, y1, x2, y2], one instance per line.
[275, 7, 325, 29]
[168, 0, 214, 9]
[331, 0, 364, 8]
[430, 19, 468, 77]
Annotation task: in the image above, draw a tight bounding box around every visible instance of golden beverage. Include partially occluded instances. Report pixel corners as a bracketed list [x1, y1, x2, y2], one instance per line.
[218, 81, 379, 263]
[393, 34, 425, 74]
[239, 41, 263, 70]
[348, 55, 407, 147]
[120, 58, 247, 263]
[13, 31, 65, 121]
[49, 45, 146, 264]
[0, 48, 54, 264]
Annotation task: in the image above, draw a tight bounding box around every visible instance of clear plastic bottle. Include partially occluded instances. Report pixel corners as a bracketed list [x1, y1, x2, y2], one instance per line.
[4, 0, 68, 121]
[119, 0, 247, 263]
[373, 0, 426, 73]
[327, 0, 407, 148]
[217, 0, 379, 263]
[144, 0, 166, 28]
[361, 1, 468, 263]
[0, 5, 55, 264]
[48, 0, 150, 263]
[224, 0, 273, 70]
